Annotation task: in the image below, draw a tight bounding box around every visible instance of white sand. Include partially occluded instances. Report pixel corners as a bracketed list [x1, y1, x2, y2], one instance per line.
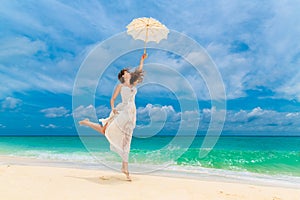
[0, 156, 299, 200]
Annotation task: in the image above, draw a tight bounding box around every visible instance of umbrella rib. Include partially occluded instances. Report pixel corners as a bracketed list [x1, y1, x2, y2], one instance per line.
[138, 18, 148, 26]
[148, 22, 163, 28]
[132, 24, 147, 29]
[134, 28, 147, 40]
[148, 28, 158, 41]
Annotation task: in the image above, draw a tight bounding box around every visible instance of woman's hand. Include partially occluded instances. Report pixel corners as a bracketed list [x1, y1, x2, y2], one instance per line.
[141, 53, 147, 60]
[112, 108, 118, 114]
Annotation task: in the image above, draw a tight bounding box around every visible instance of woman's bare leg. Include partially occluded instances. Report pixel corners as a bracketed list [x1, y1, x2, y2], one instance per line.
[121, 161, 131, 181]
[79, 119, 105, 135]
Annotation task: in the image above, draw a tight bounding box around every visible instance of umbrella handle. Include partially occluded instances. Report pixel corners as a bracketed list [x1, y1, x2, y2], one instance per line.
[144, 27, 149, 54]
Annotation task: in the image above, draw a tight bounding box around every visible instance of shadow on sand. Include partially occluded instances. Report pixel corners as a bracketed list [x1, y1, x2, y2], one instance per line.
[67, 173, 135, 185]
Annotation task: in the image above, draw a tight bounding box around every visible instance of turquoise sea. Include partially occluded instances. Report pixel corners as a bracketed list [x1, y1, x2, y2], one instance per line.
[1, 135, 300, 186]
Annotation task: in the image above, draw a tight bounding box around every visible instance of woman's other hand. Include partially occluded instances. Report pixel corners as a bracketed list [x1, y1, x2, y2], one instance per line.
[112, 108, 119, 114]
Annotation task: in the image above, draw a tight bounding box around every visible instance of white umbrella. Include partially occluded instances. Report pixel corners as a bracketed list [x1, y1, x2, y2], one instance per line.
[126, 17, 169, 53]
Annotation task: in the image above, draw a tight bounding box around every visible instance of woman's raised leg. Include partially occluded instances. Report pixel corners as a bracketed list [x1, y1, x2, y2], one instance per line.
[79, 119, 105, 135]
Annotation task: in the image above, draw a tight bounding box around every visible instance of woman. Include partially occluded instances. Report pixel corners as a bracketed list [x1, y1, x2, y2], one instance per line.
[79, 53, 147, 181]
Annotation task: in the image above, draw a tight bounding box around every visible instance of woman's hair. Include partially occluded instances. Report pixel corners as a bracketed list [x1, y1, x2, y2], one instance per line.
[118, 68, 129, 83]
[118, 68, 144, 84]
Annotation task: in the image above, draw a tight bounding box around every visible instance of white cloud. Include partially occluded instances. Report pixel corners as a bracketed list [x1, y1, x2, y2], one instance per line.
[0, 37, 46, 58]
[156, 1, 300, 101]
[40, 124, 57, 129]
[286, 113, 300, 118]
[136, 103, 202, 135]
[248, 107, 265, 118]
[144, 51, 224, 101]
[0, 1, 102, 98]
[40, 106, 70, 118]
[96, 105, 111, 118]
[176, 105, 300, 133]
[277, 72, 300, 101]
[135, 104, 170, 135]
[1, 97, 22, 110]
[73, 104, 97, 120]
[206, 43, 252, 99]
[73, 103, 300, 133]
[73, 104, 111, 121]
[0, 68, 30, 99]
[225, 107, 300, 132]
[31, 72, 74, 94]
[137, 104, 179, 122]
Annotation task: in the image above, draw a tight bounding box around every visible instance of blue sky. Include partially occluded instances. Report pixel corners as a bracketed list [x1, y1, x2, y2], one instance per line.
[1, 0, 300, 136]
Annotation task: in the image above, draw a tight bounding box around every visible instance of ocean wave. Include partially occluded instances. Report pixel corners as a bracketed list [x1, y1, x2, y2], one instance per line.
[1, 136, 300, 181]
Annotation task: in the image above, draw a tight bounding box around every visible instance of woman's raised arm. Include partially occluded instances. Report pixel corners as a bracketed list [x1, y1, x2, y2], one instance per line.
[137, 53, 147, 72]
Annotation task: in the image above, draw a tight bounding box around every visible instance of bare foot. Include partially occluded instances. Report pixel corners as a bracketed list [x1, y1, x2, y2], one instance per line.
[121, 169, 131, 181]
[79, 119, 89, 126]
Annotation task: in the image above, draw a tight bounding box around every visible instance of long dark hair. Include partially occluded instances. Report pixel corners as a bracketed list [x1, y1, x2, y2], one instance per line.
[118, 68, 144, 85]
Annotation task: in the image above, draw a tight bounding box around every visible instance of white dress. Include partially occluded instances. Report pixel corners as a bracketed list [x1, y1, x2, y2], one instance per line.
[99, 85, 137, 162]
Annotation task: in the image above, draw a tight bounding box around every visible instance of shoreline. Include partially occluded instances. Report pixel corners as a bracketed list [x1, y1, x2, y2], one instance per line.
[1, 156, 300, 199]
[1, 155, 300, 189]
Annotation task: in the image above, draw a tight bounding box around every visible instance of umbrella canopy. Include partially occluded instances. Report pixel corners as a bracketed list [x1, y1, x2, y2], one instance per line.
[126, 17, 169, 53]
